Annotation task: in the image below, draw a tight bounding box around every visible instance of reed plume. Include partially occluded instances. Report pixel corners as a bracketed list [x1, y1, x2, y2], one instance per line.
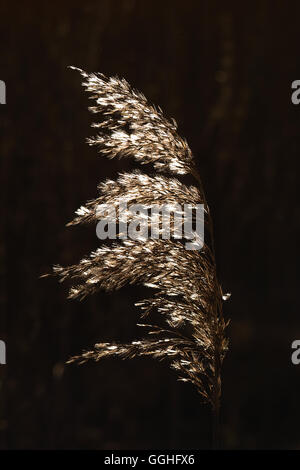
[53, 67, 229, 447]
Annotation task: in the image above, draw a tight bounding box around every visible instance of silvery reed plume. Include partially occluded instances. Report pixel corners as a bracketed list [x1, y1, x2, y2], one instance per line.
[51, 67, 229, 447]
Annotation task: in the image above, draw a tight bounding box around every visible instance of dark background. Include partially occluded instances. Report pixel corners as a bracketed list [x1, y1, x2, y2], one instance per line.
[0, 0, 300, 449]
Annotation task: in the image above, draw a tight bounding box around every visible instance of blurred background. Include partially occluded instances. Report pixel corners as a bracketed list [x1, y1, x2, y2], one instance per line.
[0, 0, 300, 449]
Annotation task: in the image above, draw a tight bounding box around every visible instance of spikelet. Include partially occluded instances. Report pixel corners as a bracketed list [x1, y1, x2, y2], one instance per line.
[68, 171, 202, 227]
[70, 66, 195, 175]
[54, 68, 229, 411]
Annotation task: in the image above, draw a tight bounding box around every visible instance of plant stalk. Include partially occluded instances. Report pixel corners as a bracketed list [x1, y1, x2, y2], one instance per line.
[192, 166, 224, 450]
